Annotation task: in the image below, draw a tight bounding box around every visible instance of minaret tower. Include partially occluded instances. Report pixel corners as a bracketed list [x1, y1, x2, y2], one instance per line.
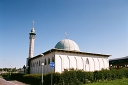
[29, 20, 36, 58]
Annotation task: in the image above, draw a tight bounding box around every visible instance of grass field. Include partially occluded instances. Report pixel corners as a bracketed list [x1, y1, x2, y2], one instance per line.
[84, 78, 128, 85]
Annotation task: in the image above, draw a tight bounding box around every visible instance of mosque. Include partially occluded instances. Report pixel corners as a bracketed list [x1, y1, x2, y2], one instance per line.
[26, 21, 111, 74]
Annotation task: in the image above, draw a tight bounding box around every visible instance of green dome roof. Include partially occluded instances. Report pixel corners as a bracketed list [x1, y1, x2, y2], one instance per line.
[55, 39, 80, 51]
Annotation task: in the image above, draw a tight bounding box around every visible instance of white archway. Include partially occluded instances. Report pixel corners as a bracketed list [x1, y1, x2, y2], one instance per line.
[58, 56, 62, 73]
[81, 57, 84, 70]
[67, 56, 70, 69]
[63, 56, 70, 70]
[89, 58, 95, 71]
[74, 57, 77, 69]
[92, 58, 95, 71]
[93, 58, 100, 71]
[85, 58, 89, 71]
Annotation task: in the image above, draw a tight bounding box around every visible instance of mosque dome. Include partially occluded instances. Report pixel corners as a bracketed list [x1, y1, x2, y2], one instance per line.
[55, 39, 80, 51]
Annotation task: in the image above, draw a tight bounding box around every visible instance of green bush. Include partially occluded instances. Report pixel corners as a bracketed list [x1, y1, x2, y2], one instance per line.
[76, 70, 94, 84]
[1, 73, 10, 78]
[122, 68, 128, 78]
[95, 69, 112, 81]
[102, 69, 111, 80]
[57, 70, 82, 85]
[53, 72, 61, 84]
[3, 68, 128, 85]
[11, 73, 24, 81]
[85, 72, 93, 82]
[76, 70, 85, 83]
[110, 69, 118, 80]
[23, 74, 41, 84]
[43, 73, 51, 85]
[11, 73, 41, 84]
[43, 72, 61, 85]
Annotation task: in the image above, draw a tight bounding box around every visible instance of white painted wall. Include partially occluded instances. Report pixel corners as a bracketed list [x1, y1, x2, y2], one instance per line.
[30, 52, 55, 74]
[30, 51, 109, 74]
[55, 52, 109, 73]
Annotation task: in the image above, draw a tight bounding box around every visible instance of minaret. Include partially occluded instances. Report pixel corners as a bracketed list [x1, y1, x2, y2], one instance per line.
[29, 20, 36, 58]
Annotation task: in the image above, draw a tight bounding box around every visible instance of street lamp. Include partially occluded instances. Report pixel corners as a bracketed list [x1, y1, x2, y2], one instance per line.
[110, 64, 112, 68]
[40, 54, 44, 85]
[110, 64, 112, 70]
[10, 65, 12, 76]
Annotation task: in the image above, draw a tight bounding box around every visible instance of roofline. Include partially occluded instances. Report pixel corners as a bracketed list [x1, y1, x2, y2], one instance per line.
[30, 48, 111, 60]
[109, 56, 128, 61]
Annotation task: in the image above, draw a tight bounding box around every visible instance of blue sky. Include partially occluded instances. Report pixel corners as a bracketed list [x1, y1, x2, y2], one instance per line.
[0, 0, 128, 68]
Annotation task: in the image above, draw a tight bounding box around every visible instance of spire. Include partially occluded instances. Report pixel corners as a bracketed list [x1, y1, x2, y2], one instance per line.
[31, 20, 35, 33]
[65, 32, 68, 39]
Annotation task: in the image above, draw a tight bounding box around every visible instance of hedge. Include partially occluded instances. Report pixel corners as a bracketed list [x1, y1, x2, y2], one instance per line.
[23, 74, 41, 84]
[57, 70, 81, 85]
[1, 68, 128, 85]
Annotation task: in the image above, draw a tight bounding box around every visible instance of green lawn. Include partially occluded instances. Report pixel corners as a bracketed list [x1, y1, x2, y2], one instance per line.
[84, 78, 128, 85]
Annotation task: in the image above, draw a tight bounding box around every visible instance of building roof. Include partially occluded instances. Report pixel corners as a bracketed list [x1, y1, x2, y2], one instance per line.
[30, 48, 111, 60]
[109, 56, 128, 61]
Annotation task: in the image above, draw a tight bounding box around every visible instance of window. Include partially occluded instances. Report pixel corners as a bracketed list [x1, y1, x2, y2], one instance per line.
[48, 58, 50, 64]
[52, 57, 55, 62]
[44, 59, 47, 65]
[86, 58, 89, 64]
[37, 61, 38, 66]
[39, 61, 40, 66]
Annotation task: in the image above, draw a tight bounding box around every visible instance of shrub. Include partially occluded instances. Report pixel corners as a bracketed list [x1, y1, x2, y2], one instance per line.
[23, 74, 41, 84]
[76, 70, 85, 83]
[43, 73, 51, 85]
[53, 72, 61, 84]
[3, 68, 128, 85]
[43, 72, 61, 85]
[84, 71, 93, 83]
[122, 68, 128, 78]
[57, 70, 82, 85]
[94, 69, 111, 81]
[101, 69, 111, 80]
[11, 73, 24, 81]
[1, 73, 10, 78]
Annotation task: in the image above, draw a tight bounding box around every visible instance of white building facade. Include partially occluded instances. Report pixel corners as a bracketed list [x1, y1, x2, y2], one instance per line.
[29, 39, 110, 74]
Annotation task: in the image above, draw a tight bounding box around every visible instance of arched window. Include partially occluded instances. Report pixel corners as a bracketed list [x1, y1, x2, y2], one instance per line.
[37, 61, 38, 66]
[48, 58, 50, 64]
[86, 58, 89, 64]
[52, 57, 55, 62]
[39, 60, 40, 66]
[44, 59, 47, 65]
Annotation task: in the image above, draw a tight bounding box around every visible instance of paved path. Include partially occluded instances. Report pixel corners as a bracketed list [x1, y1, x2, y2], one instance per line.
[0, 78, 29, 85]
